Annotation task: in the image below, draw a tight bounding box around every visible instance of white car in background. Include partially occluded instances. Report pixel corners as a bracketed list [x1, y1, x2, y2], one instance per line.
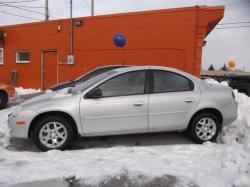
[8, 66, 238, 151]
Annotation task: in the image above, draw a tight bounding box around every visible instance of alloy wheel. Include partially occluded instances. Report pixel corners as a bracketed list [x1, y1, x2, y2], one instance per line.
[195, 117, 217, 141]
[39, 122, 68, 149]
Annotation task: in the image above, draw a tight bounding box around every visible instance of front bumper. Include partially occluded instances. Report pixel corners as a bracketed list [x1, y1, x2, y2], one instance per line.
[8, 109, 36, 138]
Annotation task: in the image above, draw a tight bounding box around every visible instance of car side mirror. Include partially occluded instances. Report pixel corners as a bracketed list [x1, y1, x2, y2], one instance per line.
[86, 87, 102, 99]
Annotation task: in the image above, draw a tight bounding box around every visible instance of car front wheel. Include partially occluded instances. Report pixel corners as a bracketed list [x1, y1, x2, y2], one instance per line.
[33, 116, 74, 151]
[189, 113, 221, 143]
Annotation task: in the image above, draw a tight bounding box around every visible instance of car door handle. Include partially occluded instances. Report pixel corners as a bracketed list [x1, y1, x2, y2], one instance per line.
[185, 99, 194, 103]
[133, 103, 143, 107]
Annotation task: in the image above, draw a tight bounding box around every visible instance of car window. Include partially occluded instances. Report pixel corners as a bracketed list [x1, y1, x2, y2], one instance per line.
[75, 68, 110, 83]
[98, 71, 146, 97]
[75, 66, 123, 83]
[73, 70, 118, 92]
[153, 70, 193, 93]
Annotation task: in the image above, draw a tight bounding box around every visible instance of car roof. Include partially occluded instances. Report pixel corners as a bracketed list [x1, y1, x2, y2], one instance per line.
[93, 65, 129, 70]
[113, 66, 181, 74]
[112, 66, 202, 83]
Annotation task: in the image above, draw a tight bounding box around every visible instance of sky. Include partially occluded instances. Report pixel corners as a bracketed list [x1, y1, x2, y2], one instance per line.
[0, 0, 250, 71]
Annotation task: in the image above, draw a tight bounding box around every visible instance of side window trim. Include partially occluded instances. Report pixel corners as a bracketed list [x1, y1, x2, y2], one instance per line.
[85, 70, 149, 99]
[152, 70, 194, 94]
[148, 70, 154, 94]
[144, 70, 150, 94]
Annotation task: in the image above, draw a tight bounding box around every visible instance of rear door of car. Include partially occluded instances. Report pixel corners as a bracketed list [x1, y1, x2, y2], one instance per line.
[148, 69, 200, 131]
[80, 70, 149, 135]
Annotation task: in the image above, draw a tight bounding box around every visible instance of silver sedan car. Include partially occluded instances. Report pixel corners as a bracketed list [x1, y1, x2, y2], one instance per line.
[8, 66, 238, 151]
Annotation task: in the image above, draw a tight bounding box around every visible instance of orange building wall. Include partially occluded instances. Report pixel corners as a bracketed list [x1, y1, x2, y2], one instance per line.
[0, 6, 224, 89]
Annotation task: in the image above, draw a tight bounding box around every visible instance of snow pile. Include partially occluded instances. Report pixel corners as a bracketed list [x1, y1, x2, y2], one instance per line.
[205, 78, 229, 87]
[45, 89, 53, 93]
[0, 108, 13, 147]
[204, 78, 250, 151]
[15, 87, 41, 96]
[220, 89, 250, 150]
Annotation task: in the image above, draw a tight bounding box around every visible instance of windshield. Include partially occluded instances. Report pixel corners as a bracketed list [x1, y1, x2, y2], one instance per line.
[72, 70, 118, 92]
[74, 66, 124, 83]
[74, 69, 100, 82]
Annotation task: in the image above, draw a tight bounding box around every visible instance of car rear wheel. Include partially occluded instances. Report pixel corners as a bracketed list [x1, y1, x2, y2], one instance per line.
[33, 116, 74, 151]
[0, 91, 8, 110]
[189, 113, 221, 143]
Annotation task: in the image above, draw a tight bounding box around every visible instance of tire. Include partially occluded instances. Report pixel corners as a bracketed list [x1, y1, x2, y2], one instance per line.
[188, 113, 221, 144]
[0, 91, 8, 110]
[33, 115, 74, 151]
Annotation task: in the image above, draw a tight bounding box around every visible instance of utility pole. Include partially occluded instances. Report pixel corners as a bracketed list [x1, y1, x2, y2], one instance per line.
[91, 0, 94, 16]
[45, 0, 49, 21]
[69, 0, 73, 55]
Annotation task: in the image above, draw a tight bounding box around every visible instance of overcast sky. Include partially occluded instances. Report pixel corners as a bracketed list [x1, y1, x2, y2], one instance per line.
[0, 0, 250, 71]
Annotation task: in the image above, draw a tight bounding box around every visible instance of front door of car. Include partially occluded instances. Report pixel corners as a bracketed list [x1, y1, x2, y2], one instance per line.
[148, 70, 200, 131]
[80, 70, 149, 135]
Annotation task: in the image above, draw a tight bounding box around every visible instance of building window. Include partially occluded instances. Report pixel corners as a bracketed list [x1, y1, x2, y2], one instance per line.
[16, 51, 30, 63]
[0, 48, 3, 65]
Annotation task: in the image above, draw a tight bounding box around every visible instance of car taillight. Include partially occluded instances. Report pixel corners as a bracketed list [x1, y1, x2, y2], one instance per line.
[232, 91, 235, 100]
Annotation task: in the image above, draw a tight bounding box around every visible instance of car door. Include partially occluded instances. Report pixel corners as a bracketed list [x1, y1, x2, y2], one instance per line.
[80, 70, 149, 135]
[149, 70, 200, 131]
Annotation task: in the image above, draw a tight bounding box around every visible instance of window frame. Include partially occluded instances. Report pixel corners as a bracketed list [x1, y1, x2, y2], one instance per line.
[85, 70, 149, 99]
[150, 70, 194, 94]
[0, 48, 3, 65]
[16, 50, 30, 64]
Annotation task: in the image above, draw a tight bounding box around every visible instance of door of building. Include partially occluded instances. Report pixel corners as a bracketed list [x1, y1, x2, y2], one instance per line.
[41, 50, 58, 90]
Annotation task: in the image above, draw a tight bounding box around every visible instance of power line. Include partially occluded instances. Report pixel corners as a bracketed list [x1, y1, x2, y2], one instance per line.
[215, 25, 250, 29]
[0, 2, 45, 15]
[226, 1, 250, 9]
[0, 4, 44, 8]
[0, 10, 41, 20]
[0, 0, 38, 3]
[225, 1, 250, 8]
[45, 0, 48, 21]
[218, 21, 250, 25]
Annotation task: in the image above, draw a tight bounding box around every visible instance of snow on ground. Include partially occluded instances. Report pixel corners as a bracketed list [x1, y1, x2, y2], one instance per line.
[0, 142, 249, 187]
[0, 82, 250, 187]
[15, 87, 41, 97]
[0, 109, 11, 147]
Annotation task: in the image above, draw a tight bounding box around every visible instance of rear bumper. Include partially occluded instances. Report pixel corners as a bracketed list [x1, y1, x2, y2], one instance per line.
[222, 101, 238, 126]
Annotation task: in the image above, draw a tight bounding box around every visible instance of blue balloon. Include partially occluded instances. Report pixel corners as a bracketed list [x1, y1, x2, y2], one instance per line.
[113, 34, 126, 47]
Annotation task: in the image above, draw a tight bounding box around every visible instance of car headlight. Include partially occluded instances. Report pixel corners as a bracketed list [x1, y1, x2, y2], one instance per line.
[8, 105, 22, 120]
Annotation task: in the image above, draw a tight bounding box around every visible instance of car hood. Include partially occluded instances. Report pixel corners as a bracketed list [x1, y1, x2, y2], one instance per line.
[21, 88, 72, 106]
[48, 80, 76, 91]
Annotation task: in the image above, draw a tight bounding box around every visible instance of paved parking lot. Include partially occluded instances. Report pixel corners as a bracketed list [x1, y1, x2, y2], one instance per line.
[9, 131, 193, 152]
